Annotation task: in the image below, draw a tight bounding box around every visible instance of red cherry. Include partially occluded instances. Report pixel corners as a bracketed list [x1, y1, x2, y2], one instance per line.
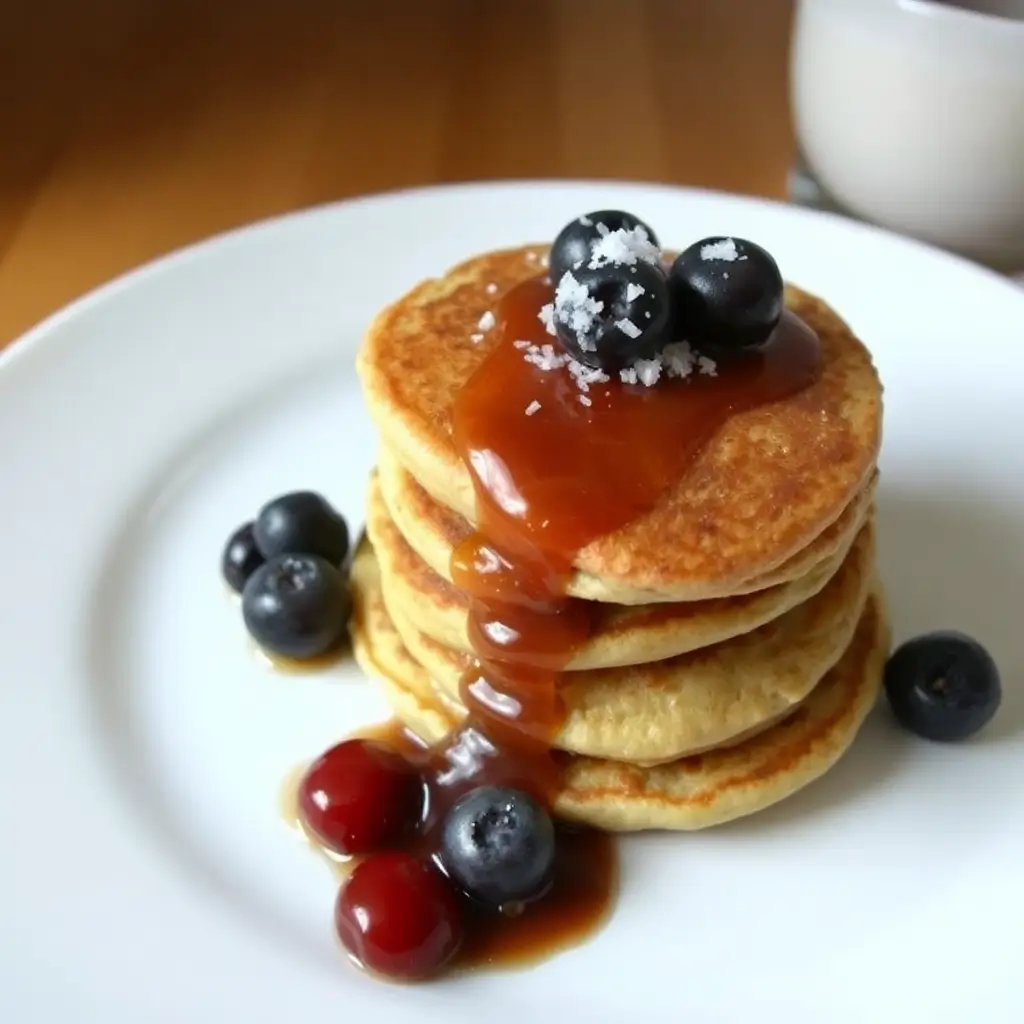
[336, 853, 464, 980]
[298, 740, 423, 855]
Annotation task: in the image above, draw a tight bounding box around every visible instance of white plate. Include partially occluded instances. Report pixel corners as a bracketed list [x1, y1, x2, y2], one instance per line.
[1, 182, 1023, 1023]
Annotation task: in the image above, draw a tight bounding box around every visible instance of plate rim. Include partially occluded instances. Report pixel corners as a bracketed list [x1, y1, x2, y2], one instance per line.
[2, 178, 1024, 1021]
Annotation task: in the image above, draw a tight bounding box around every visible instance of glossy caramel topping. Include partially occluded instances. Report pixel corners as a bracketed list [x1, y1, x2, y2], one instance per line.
[451, 275, 821, 743]
[456, 277, 822, 563]
[345, 267, 821, 973]
[459, 824, 617, 970]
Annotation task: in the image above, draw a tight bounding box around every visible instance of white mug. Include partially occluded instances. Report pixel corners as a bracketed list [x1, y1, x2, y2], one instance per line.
[791, 0, 1024, 269]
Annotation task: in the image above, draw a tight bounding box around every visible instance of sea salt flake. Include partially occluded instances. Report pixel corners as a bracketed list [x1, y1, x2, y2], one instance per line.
[633, 358, 663, 387]
[620, 367, 638, 384]
[616, 318, 641, 339]
[662, 341, 697, 379]
[519, 334, 612, 394]
[697, 355, 718, 376]
[478, 310, 496, 331]
[522, 343, 568, 372]
[470, 333, 484, 344]
[554, 272, 603, 351]
[567, 359, 609, 393]
[485, 282, 499, 295]
[700, 237, 740, 262]
[538, 302, 556, 336]
[588, 226, 660, 269]
[578, 394, 592, 407]
[525, 400, 542, 416]
[625, 283, 646, 302]
[578, 214, 593, 226]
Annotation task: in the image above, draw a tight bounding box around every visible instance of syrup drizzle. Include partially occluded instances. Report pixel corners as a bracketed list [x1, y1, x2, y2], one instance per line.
[402, 271, 822, 964]
[451, 275, 821, 754]
[296, 267, 822, 974]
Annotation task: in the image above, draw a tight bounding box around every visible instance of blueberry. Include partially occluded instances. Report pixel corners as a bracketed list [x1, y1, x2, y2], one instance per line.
[549, 210, 660, 283]
[669, 236, 783, 351]
[221, 522, 264, 594]
[884, 631, 1001, 742]
[439, 786, 555, 910]
[253, 491, 349, 565]
[242, 553, 350, 659]
[552, 260, 672, 370]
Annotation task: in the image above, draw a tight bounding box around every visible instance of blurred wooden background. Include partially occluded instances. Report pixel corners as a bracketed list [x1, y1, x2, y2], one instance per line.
[0, 0, 795, 345]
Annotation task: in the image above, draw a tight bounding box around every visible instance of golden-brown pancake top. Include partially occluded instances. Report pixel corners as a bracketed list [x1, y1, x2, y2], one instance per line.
[358, 245, 882, 594]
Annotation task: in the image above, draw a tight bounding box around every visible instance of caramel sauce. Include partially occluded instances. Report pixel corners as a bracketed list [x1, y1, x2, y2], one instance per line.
[288, 270, 820, 976]
[429, 274, 819, 965]
[450, 275, 820, 746]
[363, 721, 616, 970]
[282, 720, 617, 970]
[459, 825, 617, 970]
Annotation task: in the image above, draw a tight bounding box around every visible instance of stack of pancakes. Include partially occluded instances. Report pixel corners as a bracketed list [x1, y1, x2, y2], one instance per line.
[353, 245, 887, 831]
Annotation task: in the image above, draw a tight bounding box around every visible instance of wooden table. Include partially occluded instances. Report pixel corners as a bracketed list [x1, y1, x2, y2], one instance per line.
[0, 0, 795, 346]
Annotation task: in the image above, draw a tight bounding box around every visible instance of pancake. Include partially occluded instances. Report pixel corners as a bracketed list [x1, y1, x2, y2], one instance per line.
[368, 471, 863, 669]
[351, 522, 875, 764]
[357, 245, 883, 602]
[376, 445, 878, 605]
[350, 553, 889, 831]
